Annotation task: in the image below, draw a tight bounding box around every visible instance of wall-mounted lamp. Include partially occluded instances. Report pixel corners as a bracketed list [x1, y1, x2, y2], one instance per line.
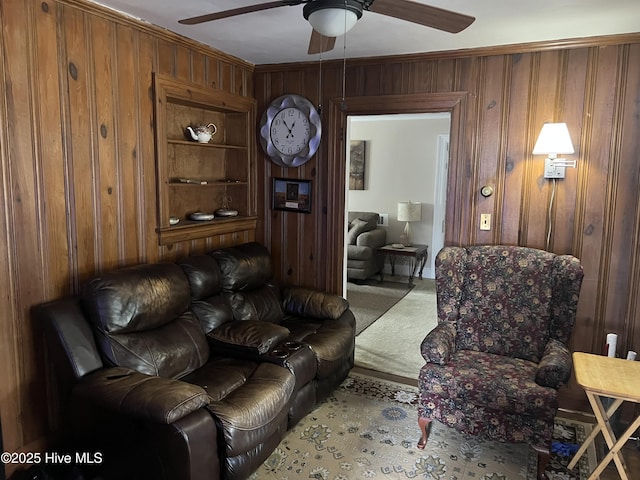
[397, 201, 421, 246]
[532, 122, 576, 179]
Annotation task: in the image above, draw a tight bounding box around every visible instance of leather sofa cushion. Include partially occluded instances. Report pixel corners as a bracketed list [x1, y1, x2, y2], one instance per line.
[83, 263, 191, 333]
[182, 358, 295, 457]
[212, 242, 274, 291]
[74, 366, 210, 424]
[95, 312, 210, 379]
[208, 320, 290, 355]
[179, 255, 235, 332]
[211, 242, 285, 323]
[179, 255, 222, 300]
[281, 315, 355, 379]
[281, 287, 348, 320]
[191, 296, 234, 333]
[82, 263, 210, 379]
[226, 284, 283, 323]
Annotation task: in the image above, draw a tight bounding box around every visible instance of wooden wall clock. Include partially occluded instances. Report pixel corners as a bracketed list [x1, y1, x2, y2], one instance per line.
[259, 94, 322, 167]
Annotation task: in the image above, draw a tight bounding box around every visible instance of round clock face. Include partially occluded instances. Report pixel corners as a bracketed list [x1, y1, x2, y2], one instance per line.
[259, 95, 322, 167]
[271, 107, 311, 156]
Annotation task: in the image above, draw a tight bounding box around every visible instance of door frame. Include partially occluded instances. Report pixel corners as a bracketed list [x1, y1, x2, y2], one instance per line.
[325, 92, 468, 294]
[431, 133, 450, 275]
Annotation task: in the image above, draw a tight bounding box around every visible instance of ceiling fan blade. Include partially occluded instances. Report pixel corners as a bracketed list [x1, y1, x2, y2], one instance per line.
[179, 1, 302, 25]
[308, 30, 337, 55]
[368, 0, 475, 33]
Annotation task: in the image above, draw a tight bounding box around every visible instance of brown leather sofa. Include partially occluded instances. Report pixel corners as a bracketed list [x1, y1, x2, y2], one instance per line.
[34, 242, 355, 480]
[180, 242, 356, 427]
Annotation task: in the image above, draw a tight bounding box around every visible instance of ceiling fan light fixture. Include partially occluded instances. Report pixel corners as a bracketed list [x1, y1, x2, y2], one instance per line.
[303, 0, 363, 37]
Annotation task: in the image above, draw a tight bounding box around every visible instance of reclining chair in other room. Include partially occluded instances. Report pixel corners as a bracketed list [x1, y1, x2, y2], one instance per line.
[346, 211, 387, 281]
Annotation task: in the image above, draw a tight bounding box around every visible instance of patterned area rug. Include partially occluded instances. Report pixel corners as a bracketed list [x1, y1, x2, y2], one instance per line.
[250, 373, 596, 480]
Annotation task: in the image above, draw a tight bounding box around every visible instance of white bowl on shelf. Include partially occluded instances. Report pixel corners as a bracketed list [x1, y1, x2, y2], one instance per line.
[189, 212, 214, 221]
[215, 208, 238, 217]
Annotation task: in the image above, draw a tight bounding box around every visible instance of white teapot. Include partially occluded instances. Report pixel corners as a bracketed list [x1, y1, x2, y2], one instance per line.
[186, 123, 217, 143]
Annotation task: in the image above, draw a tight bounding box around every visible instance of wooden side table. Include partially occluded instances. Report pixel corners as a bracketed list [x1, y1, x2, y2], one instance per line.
[568, 352, 640, 480]
[377, 244, 428, 286]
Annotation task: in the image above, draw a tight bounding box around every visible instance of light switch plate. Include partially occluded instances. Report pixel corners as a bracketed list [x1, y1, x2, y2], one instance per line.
[480, 213, 491, 231]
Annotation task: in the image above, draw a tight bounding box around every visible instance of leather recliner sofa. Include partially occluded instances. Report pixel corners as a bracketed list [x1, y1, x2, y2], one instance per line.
[34, 242, 356, 480]
[180, 242, 356, 427]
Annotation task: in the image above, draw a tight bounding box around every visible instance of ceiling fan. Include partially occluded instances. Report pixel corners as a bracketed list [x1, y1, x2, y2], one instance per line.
[178, 0, 475, 55]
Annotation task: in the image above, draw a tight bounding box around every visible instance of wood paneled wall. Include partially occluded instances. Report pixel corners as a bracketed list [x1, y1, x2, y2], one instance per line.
[1, 0, 639, 470]
[0, 0, 254, 471]
[255, 36, 640, 409]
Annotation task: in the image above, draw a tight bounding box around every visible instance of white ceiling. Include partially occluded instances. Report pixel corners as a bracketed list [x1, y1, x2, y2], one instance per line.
[89, 0, 640, 65]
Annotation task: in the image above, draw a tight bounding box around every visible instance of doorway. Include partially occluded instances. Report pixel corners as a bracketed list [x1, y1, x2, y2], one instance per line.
[324, 91, 467, 295]
[344, 113, 450, 287]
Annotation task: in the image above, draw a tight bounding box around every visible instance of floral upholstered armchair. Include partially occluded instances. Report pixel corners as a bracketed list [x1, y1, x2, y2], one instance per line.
[417, 246, 583, 480]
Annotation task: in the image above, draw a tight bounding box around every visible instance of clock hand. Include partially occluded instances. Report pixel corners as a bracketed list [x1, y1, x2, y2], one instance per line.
[282, 119, 295, 138]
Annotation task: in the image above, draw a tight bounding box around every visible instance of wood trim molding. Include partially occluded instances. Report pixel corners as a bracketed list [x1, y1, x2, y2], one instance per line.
[326, 92, 467, 294]
[256, 33, 640, 72]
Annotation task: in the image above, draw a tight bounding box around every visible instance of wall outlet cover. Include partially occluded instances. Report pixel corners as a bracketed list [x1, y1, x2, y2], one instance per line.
[378, 213, 389, 227]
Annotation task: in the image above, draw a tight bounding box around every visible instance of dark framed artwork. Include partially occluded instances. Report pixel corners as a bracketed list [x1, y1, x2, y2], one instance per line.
[349, 140, 366, 190]
[272, 178, 312, 213]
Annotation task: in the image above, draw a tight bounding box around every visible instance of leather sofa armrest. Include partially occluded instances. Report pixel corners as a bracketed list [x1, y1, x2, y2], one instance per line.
[535, 339, 572, 388]
[357, 228, 386, 249]
[421, 322, 456, 365]
[281, 286, 349, 320]
[73, 367, 210, 424]
[208, 320, 290, 355]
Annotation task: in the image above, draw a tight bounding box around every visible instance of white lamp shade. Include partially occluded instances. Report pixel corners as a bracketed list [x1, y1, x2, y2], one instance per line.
[308, 8, 358, 37]
[397, 202, 422, 222]
[532, 123, 575, 155]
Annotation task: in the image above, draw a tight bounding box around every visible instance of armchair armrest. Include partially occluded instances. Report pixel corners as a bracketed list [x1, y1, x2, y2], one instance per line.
[281, 286, 349, 320]
[73, 367, 210, 424]
[357, 228, 387, 249]
[207, 320, 290, 355]
[421, 322, 456, 365]
[535, 339, 572, 388]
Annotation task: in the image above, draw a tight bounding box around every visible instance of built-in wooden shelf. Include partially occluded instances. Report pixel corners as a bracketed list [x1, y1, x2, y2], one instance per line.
[156, 216, 258, 245]
[153, 73, 257, 245]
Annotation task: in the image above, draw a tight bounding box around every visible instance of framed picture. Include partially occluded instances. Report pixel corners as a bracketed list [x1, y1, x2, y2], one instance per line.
[349, 140, 366, 190]
[272, 178, 312, 213]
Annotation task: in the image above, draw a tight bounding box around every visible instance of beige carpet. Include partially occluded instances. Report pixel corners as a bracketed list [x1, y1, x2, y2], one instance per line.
[354, 276, 437, 379]
[347, 279, 412, 335]
[250, 373, 596, 480]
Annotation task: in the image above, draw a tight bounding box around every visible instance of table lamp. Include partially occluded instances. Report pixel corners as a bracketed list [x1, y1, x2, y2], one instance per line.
[397, 201, 421, 246]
